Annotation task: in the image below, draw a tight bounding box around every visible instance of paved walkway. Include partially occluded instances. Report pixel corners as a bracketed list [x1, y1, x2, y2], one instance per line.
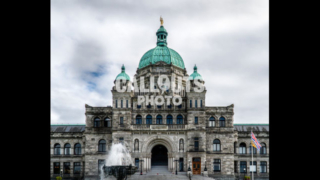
[126, 166, 214, 180]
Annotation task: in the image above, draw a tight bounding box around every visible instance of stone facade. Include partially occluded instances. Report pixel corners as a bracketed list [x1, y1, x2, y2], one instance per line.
[50, 23, 269, 180]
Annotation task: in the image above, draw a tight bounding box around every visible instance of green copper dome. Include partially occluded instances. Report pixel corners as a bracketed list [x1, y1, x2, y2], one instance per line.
[138, 25, 185, 69]
[139, 46, 185, 69]
[188, 65, 203, 80]
[115, 65, 130, 81]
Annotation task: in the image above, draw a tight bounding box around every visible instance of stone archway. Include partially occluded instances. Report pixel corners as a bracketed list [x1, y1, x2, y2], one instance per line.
[151, 145, 168, 166]
[141, 136, 177, 171]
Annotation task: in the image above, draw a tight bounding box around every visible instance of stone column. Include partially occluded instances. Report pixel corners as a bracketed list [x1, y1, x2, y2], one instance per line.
[257, 160, 260, 176]
[61, 161, 64, 177]
[70, 161, 73, 177]
[172, 158, 175, 172]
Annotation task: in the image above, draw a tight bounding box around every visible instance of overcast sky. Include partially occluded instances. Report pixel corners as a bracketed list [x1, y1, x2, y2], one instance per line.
[51, 0, 269, 125]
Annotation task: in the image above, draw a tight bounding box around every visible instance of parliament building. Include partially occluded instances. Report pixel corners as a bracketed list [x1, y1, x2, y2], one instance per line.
[50, 19, 269, 180]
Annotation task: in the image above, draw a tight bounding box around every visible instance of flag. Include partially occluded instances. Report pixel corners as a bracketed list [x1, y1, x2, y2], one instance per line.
[251, 132, 262, 151]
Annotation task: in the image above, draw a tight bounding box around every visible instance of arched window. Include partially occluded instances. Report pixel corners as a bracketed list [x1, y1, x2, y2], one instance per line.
[209, 117, 215, 127]
[260, 143, 267, 154]
[54, 144, 60, 155]
[74, 143, 81, 155]
[156, 115, 162, 124]
[104, 117, 111, 127]
[239, 143, 246, 154]
[213, 139, 221, 151]
[94, 117, 100, 127]
[64, 143, 71, 155]
[146, 115, 152, 124]
[177, 115, 183, 124]
[249, 144, 257, 154]
[134, 139, 139, 151]
[179, 139, 184, 152]
[136, 115, 142, 124]
[98, 140, 106, 152]
[167, 115, 173, 124]
[219, 117, 225, 127]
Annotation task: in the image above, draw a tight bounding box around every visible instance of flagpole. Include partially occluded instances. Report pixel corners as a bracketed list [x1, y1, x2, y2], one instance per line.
[251, 130, 254, 180]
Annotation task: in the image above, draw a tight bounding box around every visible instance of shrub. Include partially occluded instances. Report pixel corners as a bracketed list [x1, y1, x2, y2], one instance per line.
[244, 175, 251, 180]
[56, 176, 62, 180]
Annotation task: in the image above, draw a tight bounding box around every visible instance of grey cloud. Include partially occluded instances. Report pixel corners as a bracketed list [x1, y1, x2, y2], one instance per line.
[51, 0, 269, 124]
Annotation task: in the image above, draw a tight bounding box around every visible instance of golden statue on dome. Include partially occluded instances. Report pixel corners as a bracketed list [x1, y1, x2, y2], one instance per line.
[160, 16, 163, 26]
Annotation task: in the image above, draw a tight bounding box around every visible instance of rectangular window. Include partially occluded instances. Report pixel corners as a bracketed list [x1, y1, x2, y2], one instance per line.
[120, 117, 123, 125]
[63, 162, 70, 174]
[239, 146, 246, 154]
[190, 100, 192, 108]
[74, 162, 81, 174]
[240, 161, 247, 173]
[126, 100, 128, 108]
[121, 100, 123, 108]
[135, 158, 139, 169]
[260, 161, 267, 173]
[234, 161, 237, 173]
[53, 162, 60, 174]
[201, 100, 202, 107]
[98, 160, 105, 174]
[194, 137, 199, 151]
[213, 159, 221, 172]
[116, 100, 117, 108]
[119, 138, 124, 145]
[219, 120, 225, 127]
[195, 100, 197, 108]
[250, 161, 257, 173]
[195, 117, 198, 124]
[213, 143, 220, 151]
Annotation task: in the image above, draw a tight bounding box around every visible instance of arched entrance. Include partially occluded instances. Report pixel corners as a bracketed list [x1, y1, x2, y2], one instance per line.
[151, 145, 168, 166]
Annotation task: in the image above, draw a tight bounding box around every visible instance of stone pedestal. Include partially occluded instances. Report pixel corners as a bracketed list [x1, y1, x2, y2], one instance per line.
[203, 170, 208, 177]
[187, 170, 192, 178]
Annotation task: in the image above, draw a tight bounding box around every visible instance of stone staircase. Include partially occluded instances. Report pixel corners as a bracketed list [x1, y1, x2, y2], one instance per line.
[127, 166, 215, 180]
[147, 166, 173, 175]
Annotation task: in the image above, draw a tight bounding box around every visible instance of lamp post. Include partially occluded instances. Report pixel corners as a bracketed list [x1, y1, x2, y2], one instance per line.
[243, 168, 246, 180]
[140, 159, 144, 175]
[188, 160, 191, 171]
[174, 159, 179, 175]
[204, 160, 207, 171]
[60, 168, 63, 178]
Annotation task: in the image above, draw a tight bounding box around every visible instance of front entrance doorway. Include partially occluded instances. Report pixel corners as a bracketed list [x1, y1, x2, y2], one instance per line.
[179, 158, 183, 171]
[151, 145, 168, 166]
[192, 158, 201, 174]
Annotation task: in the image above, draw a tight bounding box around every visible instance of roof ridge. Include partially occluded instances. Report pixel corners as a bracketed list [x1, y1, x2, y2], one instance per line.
[234, 124, 269, 125]
[51, 124, 86, 126]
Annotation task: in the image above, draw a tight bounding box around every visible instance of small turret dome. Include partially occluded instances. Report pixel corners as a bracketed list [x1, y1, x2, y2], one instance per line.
[115, 64, 130, 81]
[188, 65, 203, 80]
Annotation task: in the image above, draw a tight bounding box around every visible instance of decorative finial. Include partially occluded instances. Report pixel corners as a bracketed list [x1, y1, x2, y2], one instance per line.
[121, 64, 125, 72]
[194, 64, 197, 71]
[160, 16, 163, 26]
